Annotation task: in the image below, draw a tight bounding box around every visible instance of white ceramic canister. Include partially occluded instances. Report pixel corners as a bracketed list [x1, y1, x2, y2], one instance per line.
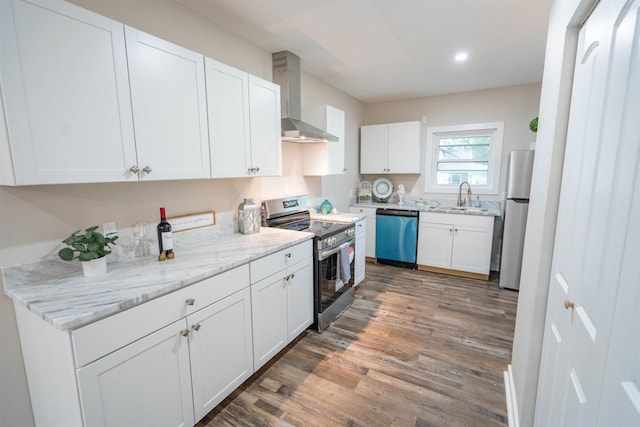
[238, 198, 261, 234]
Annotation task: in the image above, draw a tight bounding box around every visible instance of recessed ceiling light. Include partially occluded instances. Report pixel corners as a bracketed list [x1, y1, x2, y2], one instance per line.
[455, 52, 469, 62]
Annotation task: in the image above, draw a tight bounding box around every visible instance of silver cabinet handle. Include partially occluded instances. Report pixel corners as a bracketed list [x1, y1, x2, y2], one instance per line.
[191, 323, 201, 332]
[255, 167, 260, 172]
[185, 298, 195, 306]
[180, 329, 190, 337]
[129, 165, 140, 173]
[142, 165, 152, 174]
[285, 253, 292, 258]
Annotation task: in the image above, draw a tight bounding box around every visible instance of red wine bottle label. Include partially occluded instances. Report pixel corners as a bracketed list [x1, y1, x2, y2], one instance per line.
[161, 231, 173, 251]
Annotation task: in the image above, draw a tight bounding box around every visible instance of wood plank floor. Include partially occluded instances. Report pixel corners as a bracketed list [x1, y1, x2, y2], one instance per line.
[197, 262, 519, 427]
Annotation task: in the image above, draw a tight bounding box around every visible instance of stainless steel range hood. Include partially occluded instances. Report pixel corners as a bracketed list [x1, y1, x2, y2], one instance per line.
[272, 51, 338, 143]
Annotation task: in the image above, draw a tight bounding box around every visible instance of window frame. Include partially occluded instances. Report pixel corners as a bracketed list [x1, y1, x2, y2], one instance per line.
[424, 122, 504, 195]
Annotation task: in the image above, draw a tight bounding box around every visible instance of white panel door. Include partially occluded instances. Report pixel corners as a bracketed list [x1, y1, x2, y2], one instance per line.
[248, 75, 282, 176]
[77, 320, 194, 427]
[126, 27, 210, 181]
[188, 287, 254, 421]
[205, 58, 252, 178]
[286, 261, 313, 341]
[387, 121, 421, 173]
[535, 0, 640, 425]
[0, 0, 136, 184]
[594, 1, 640, 425]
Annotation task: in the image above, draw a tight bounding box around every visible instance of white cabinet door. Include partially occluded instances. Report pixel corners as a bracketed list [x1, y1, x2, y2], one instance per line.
[0, 0, 136, 185]
[126, 27, 210, 181]
[77, 320, 194, 427]
[360, 124, 388, 174]
[251, 273, 287, 371]
[535, 0, 640, 425]
[417, 221, 453, 269]
[286, 260, 314, 340]
[388, 121, 421, 173]
[353, 219, 366, 286]
[325, 106, 346, 174]
[302, 105, 346, 176]
[188, 287, 253, 421]
[248, 75, 282, 177]
[451, 225, 492, 275]
[205, 58, 251, 178]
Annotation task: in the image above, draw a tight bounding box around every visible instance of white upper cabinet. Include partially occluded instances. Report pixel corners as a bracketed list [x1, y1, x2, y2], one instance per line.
[0, 0, 137, 185]
[206, 61, 281, 177]
[302, 105, 346, 176]
[360, 121, 422, 174]
[125, 27, 210, 181]
[205, 58, 251, 178]
[248, 75, 282, 177]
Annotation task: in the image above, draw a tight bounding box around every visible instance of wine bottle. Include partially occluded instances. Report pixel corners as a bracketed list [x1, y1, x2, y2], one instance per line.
[157, 207, 174, 260]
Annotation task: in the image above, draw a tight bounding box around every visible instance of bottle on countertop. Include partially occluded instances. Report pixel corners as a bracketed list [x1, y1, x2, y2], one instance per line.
[474, 195, 481, 208]
[157, 207, 174, 261]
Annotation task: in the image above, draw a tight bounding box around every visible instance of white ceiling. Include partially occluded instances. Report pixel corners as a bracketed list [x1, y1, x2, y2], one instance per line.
[176, 0, 552, 103]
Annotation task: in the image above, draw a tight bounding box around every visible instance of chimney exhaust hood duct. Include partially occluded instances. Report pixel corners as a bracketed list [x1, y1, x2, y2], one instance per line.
[272, 51, 338, 143]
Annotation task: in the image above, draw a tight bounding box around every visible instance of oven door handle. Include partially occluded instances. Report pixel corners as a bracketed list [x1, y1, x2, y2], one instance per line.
[319, 239, 355, 261]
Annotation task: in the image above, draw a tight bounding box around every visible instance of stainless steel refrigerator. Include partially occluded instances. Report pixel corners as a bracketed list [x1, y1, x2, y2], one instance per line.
[500, 150, 535, 290]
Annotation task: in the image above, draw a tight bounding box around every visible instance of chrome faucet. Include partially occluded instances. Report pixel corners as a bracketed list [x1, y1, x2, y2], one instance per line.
[457, 182, 472, 206]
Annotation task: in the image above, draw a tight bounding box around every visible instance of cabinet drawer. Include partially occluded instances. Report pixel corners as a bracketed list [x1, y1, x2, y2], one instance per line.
[72, 265, 249, 367]
[250, 240, 312, 284]
[354, 219, 366, 235]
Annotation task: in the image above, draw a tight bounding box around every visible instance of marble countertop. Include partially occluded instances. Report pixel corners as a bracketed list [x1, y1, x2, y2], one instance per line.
[309, 211, 366, 223]
[2, 227, 313, 331]
[350, 200, 501, 217]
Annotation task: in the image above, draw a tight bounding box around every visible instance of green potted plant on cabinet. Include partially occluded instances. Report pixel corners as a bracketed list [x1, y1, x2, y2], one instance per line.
[58, 226, 118, 277]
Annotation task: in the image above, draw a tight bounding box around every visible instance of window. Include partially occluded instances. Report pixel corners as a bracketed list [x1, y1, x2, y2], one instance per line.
[425, 122, 504, 194]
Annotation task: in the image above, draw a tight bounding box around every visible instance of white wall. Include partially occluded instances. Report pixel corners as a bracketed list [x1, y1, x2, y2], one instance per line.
[509, 0, 596, 425]
[0, 1, 364, 424]
[363, 83, 542, 203]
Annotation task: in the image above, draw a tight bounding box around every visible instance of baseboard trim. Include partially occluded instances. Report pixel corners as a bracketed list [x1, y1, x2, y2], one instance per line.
[504, 364, 519, 427]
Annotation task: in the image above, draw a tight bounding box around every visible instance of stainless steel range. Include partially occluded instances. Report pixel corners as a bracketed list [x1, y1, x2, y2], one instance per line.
[262, 195, 356, 331]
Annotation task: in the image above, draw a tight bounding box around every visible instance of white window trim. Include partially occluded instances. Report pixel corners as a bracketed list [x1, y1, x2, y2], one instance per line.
[424, 122, 504, 195]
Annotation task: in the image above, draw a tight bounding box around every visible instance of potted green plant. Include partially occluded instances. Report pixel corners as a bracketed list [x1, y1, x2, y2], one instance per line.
[529, 117, 538, 133]
[58, 226, 118, 277]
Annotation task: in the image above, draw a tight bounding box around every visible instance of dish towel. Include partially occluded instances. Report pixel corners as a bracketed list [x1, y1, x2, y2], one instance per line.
[339, 242, 351, 284]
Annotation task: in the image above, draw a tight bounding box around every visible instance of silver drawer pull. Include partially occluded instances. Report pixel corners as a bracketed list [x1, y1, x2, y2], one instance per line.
[129, 165, 140, 173]
[185, 298, 195, 306]
[180, 329, 190, 337]
[142, 165, 152, 174]
[191, 323, 201, 332]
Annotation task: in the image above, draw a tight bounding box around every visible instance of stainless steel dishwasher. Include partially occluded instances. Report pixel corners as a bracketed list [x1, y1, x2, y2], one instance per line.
[375, 209, 419, 268]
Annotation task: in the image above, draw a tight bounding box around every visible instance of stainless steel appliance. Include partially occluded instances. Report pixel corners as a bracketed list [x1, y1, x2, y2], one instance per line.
[262, 195, 356, 331]
[500, 150, 535, 290]
[375, 208, 419, 268]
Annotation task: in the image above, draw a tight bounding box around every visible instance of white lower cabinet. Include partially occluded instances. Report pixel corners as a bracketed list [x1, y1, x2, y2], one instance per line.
[250, 240, 313, 371]
[77, 319, 195, 427]
[13, 240, 315, 427]
[349, 207, 377, 258]
[353, 219, 366, 286]
[76, 273, 253, 427]
[417, 212, 494, 279]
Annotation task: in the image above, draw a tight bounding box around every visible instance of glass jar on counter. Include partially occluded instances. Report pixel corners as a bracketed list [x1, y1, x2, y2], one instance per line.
[238, 198, 261, 234]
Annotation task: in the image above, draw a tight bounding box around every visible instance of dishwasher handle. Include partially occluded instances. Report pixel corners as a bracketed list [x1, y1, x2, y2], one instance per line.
[375, 208, 419, 217]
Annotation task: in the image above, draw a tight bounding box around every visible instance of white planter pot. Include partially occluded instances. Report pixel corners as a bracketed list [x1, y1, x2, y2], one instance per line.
[82, 257, 107, 277]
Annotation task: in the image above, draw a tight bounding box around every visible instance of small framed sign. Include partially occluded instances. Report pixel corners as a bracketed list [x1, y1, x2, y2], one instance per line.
[168, 211, 216, 232]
